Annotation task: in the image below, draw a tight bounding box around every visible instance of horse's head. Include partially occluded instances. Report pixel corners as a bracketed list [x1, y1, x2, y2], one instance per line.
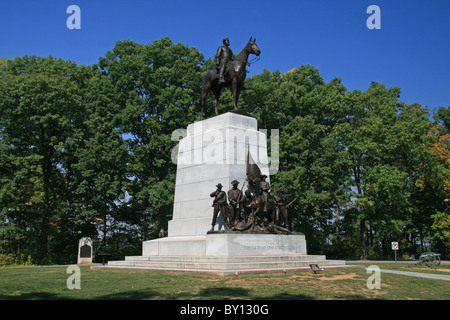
[248, 37, 261, 56]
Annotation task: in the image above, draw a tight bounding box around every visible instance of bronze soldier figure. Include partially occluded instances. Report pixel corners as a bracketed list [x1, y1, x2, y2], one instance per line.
[241, 189, 253, 223]
[215, 38, 234, 85]
[227, 180, 242, 228]
[274, 187, 289, 230]
[210, 183, 228, 231]
[259, 174, 270, 213]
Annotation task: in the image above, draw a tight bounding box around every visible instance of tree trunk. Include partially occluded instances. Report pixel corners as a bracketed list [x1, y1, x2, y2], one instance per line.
[360, 218, 368, 260]
[39, 125, 53, 262]
[335, 206, 340, 254]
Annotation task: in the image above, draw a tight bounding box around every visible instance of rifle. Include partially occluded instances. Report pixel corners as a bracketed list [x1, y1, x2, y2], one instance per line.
[285, 196, 299, 208]
[236, 180, 246, 204]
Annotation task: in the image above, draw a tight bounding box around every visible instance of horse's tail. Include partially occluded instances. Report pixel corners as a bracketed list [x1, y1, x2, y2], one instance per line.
[201, 69, 217, 91]
[201, 73, 208, 88]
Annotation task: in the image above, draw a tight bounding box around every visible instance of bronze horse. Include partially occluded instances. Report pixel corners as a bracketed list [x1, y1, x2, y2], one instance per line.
[200, 37, 261, 120]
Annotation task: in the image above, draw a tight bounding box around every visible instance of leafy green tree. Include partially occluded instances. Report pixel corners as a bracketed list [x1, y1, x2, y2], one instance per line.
[64, 66, 129, 255]
[414, 124, 450, 255]
[97, 38, 205, 238]
[0, 57, 129, 263]
[340, 83, 433, 259]
[434, 106, 450, 133]
[0, 56, 86, 261]
[240, 66, 352, 253]
[242, 70, 438, 258]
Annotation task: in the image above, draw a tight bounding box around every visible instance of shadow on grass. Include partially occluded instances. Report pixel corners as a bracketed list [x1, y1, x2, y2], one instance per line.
[1, 292, 72, 300]
[266, 292, 314, 300]
[94, 289, 160, 300]
[1, 289, 160, 300]
[198, 286, 251, 299]
[2, 288, 315, 300]
[197, 286, 314, 300]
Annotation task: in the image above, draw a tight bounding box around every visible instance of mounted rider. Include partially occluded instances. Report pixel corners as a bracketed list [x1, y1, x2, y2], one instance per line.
[215, 38, 234, 85]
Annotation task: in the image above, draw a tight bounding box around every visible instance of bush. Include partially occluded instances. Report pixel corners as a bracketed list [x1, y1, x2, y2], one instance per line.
[0, 254, 35, 267]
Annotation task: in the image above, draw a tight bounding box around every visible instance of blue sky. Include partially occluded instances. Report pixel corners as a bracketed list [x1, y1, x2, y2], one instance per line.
[1, 0, 449, 111]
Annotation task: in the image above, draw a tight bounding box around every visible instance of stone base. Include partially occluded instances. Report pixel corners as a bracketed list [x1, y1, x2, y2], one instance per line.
[77, 258, 93, 265]
[205, 232, 307, 256]
[142, 236, 207, 256]
[92, 232, 358, 276]
[142, 232, 306, 256]
[91, 254, 357, 277]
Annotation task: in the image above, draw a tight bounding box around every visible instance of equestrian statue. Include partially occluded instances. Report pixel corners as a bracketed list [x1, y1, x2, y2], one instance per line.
[200, 37, 261, 120]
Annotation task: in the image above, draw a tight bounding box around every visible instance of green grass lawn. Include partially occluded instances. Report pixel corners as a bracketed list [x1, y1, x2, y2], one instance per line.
[352, 262, 450, 275]
[0, 265, 449, 300]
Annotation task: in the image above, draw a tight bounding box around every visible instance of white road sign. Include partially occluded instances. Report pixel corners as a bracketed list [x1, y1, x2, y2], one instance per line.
[391, 242, 399, 250]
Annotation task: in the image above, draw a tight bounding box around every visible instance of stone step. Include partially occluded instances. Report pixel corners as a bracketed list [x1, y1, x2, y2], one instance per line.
[91, 264, 361, 277]
[124, 254, 327, 263]
[106, 257, 346, 271]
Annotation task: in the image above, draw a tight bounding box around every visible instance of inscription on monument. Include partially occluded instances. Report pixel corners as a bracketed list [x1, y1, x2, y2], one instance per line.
[80, 244, 92, 258]
[244, 245, 295, 250]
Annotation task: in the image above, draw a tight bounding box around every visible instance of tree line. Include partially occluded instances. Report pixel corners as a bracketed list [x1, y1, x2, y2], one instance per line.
[0, 37, 449, 264]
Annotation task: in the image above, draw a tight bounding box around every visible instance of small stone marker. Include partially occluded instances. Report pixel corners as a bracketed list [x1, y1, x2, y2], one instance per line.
[77, 237, 93, 264]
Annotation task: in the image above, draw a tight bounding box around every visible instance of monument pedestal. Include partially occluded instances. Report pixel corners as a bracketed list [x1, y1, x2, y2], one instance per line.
[141, 232, 307, 257]
[92, 112, 354, 275]
[205, 232, 307, 256]
[169, 111, 270, 237]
